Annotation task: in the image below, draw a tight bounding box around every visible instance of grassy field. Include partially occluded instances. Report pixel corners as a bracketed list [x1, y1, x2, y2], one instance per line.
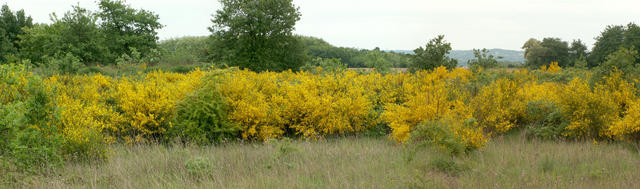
[4, 133, 640, 189]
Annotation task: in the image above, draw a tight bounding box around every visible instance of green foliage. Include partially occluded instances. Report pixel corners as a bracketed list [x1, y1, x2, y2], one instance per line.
[301, 57, 347, 73]
[590, 23, 640, 67]
[18, 5, 108, 64]
[524, 101, 569, 140]
[569, 39, 588, 66]
[98, 0, 162, 62]
[18, 1, 161, 65]
[574, 54, 588, 69]
[0, 4, 33, 63]
[0, 64, 64, 171]
[599, 47, 639, 75]
[592, 47, 640, 84]
[115, 47, 162, 66]
[410, 35, 458, 71]
[185, 157, 213, 179]
[170, 71, 241, 145]
[209, 0, 307, 72]
[47, 53, 85, 75]
[159, 36, 210, 64]
[298, 36, 411, 68]
[468, 48, 499, 70]
[409, 120, 467, 156]
[522, 38, 571, 68]
[364, 48, 393, 74]
[428, 154, 469, 176]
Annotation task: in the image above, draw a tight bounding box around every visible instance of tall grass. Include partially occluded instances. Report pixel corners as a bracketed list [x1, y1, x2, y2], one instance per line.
[4, 134, 639, 188]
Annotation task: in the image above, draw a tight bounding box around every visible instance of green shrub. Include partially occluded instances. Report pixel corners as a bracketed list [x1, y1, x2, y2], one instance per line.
[409, 120, 467, 156]
[428, 154, 469, 176]
[185, 157, 213, 179]
[0, 64, 64, 171]
[524, 101, 569, 140]
[170, 71, 241, 145]
[45, 53, 85, 75]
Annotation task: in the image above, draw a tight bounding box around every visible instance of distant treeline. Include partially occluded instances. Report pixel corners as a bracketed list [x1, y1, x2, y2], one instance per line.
[1, 1, 640, 74]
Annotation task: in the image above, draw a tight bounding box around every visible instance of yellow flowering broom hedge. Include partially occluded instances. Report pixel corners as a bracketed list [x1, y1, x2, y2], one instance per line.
[4, 62, 640, 164]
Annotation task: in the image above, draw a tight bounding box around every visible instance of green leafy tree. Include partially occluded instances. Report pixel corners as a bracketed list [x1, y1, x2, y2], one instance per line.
[301, 57, 346, 73]
[522, 38, 570, 68]
[365, 47, 392, 73]
[159, 36, 210, 64]
[574, 54, 588, 69]
[410, 35, 457, 71]
[98, 0, 162, 63]
[568, 39, 588, 66]
[590, 23, 640, 67]
[522, 38, 546, 68]
[0, 4, 33, 63]
[468, 48, 499, 70]
[540, 38, 569, 67]
[208, 0, 308, 72]
[600, 47, 639, 74]
[19, 5, 108, 64]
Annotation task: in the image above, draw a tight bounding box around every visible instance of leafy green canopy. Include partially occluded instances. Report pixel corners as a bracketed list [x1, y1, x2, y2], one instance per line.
[0, 4, 33, 63]
[590, 23, 640, 67]
[410, 35, 458, 71]
[16, 1, 161, 65]
[208, 0, 307, 72]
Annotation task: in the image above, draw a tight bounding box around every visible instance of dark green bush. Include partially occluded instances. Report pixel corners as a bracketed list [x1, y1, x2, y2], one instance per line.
[409, 120, 467, 156]
[524, 101, 569, 140]
[170, 70, 241, 145]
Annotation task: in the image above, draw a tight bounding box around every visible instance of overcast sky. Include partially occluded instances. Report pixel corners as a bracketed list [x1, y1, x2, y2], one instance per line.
[3, 0, 640, 50]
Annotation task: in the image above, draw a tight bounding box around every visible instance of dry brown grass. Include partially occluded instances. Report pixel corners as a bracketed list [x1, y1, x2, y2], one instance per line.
[4, 134, 640, 188]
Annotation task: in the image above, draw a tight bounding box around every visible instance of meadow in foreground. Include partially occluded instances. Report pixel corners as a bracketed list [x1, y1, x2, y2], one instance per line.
[6, 134, 640, 189]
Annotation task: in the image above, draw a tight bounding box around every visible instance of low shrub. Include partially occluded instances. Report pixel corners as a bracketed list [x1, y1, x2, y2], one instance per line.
[170, 70, 241, 144]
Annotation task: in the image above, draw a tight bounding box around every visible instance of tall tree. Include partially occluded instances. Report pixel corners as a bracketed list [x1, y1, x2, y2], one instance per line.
[522, 38, 545, 67]
[410, 35, 457, 71]
[568, 39, 588, 66]
[19, 5, 108, 64]
[208, 0, 307, 72]
[0, 4, 33, 62]
[97, 0, 162, 63]
[540, 38, 569, 67]
[590, 23, 640, 67]
[521, 38, 570, 68]
[468, 48, 499, 69]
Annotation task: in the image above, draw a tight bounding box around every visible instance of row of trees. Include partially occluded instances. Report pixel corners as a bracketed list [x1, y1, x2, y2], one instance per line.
[0, 1, 162, 65]
[522, 23, 640, 70]
[4, 0, 635, 73]
[208, 0, 460, 72]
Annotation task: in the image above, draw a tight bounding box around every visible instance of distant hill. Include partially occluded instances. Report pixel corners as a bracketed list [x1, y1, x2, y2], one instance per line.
[390, 49, 525, 67]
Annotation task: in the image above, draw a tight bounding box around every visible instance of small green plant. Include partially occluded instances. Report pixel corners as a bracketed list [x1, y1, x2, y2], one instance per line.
[539, 155, 555, 173]
[185, 157, 213, 180]
[43, 53, 85, 75]
[410, 120, 467, 156]
[428, 154, 469, 176]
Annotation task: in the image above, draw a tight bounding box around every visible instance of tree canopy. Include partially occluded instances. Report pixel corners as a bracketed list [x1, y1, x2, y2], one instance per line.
[208, 0, 307, 72]
[410, 35, 457, 71]
[0, 4, 33, 63]
[590, 23, 640, 67]
[15, 1, 161, 65]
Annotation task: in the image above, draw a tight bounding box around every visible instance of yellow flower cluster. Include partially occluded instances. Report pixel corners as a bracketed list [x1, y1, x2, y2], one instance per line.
[9, 61, 640, 160]
[45, 70, 205, 148]
[541, 62, 562, 73]
[217, 70, 376, 140]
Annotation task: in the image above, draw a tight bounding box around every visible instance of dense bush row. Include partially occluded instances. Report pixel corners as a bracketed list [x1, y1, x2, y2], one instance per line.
[3, 63, 640, 172]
